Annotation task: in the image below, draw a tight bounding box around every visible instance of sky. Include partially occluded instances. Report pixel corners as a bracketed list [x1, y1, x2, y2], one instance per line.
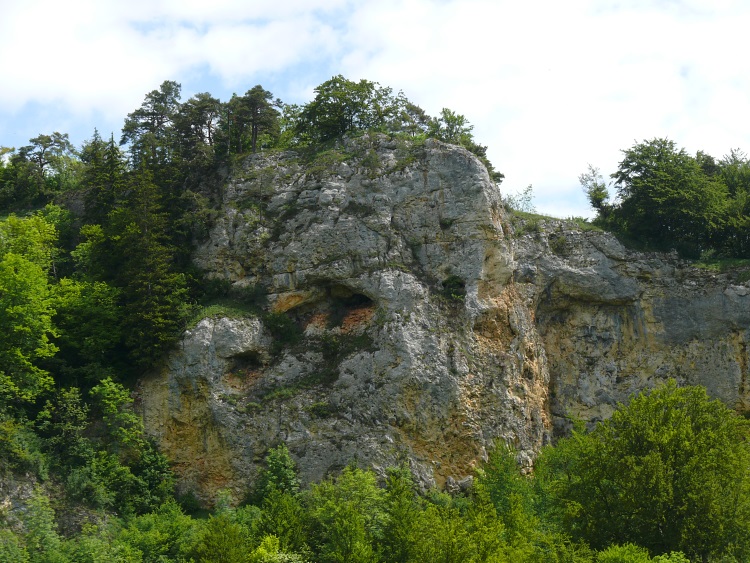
[2, 0, 750, 218]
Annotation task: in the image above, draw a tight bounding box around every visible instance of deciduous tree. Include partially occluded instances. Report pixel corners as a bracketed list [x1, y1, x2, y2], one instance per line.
[538, 381, 750, 561]
[609, 138, 728, 256]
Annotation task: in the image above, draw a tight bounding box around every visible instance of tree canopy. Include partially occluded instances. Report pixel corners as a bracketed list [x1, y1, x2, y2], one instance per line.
[538, 381, 750, 561]
[583, 138, 750, 258]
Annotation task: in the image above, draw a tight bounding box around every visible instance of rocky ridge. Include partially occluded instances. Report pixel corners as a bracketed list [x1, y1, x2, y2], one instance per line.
[138, 136, 750, 504]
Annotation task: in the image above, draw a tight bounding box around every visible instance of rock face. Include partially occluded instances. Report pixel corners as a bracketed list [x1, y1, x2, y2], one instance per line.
[139, 136, 750, 504]
[512, 222, 750, 433]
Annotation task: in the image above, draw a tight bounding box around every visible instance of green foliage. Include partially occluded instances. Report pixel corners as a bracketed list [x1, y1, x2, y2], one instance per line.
[304, 148, 352, 179]
[34, 378, 176, 514]
[611, 138, 728, 256]
[50, 278, 122, 380]
[22, 487, 63, 561]
[0, 213, 58, 270]
[579, 164, 610, 213]
[255, 489, 307, 554]
[508, 209, 554, 237]
[221, 85, 282, 155]
[538, 381, 750, 561]
[548, 232, 570, 257]
[60, 524, 142, 563]
[306, 401, 335, 418]
[411, 502, 472, 562]
[428, 108, 503, 182]
[0, 416, 47, 476]
[441, 275, 466, 301]
[192, 512, 251, 563]
[109, 171, 190, 368]
[263, 312, 303, 354]
[89, 378, 142, 451]
[80, 132, 126, 225]
[121, 80, 182, 167]
[173, 92, 223, 169]
[0, 251, 57, 405]
[305, 465, 384, 563]
[9, 78, 750, 562]
[585, 139, 750, 258]
[1, 132, 80, 210]
[380, 466, 420, 563]
[253, 443, 300, 503]
[475, 442, 535, 539]
[503, 184, 536, 213]
[0, 528, 29, 563]
[595, 544, 689, 563]
[116, 500, 200, 562]
[296, 75, 401, 144]
[429, 108, 474, 146]
[36, 386, 91, 467]
[248, 535, 307, 563]
[567, 216, 603, 232]
[595, 543, 652, 563]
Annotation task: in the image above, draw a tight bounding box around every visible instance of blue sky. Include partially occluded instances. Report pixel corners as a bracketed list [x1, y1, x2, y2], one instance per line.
[2, 0, 750, 217]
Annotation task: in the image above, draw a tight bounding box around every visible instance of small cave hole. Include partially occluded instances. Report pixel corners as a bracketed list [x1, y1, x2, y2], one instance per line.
[326, 285, 375, 328]
[230, 351, 264, 374]
[223, 351, 266, 391]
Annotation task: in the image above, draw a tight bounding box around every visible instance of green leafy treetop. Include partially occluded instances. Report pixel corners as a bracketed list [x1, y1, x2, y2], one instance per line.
[121, 80, 182, 167]
[253, 443, 300, 502]
[0, 215, 59, 407]
[583, 138, 740, 258]
[538, 381, 750, 561]
[295, 75, 401, 143]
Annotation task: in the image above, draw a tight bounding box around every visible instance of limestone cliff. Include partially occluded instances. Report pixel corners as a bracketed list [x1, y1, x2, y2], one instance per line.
[138, 136, 750, 504]
[512, 221, 750, 433]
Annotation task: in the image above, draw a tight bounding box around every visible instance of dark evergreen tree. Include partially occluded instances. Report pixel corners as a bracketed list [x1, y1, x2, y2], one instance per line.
[107, 168, 189, 369]
[81, 131, 127, 224]
[174, 92, 222, 168]
[121, 80, 182, 167]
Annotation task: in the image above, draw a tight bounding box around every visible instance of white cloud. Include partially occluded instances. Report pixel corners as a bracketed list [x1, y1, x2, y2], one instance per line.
[2, 0, 750, 217]
[336, 0, 750, 215]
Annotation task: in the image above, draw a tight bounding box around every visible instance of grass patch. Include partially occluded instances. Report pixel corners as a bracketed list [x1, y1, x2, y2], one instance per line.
[548, 232, 570, 257]
[693, 257, 750, 272]
[567, 216, 603, 232]
[439, 217, 455, 230]
[307, 401, 336, 418]
[263, 311, 303, 355]
[187, 300, 258, 329]
[300, 146, 354, 178]
[509, 210, 552, 236]
[693, 256, 750, 282]
[262, 387, 298, 402]
[360, 149, 381, 176]
[440, 275, 466, 301]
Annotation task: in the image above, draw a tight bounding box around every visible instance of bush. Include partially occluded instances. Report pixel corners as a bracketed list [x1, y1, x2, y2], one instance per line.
[538, 381, 750, 561]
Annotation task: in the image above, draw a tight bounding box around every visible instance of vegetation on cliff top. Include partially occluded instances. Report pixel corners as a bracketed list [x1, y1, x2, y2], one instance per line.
[581, 138, 750, 259]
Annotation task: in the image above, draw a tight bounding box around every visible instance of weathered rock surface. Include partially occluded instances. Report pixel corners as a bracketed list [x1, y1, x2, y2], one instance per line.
[141, 137, 549, 503]
[512, 222, 750, 433]
[139, 136, 750, 504]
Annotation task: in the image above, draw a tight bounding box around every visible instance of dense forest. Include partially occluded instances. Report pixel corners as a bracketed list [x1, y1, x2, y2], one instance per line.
[1, 76, 749, 562]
